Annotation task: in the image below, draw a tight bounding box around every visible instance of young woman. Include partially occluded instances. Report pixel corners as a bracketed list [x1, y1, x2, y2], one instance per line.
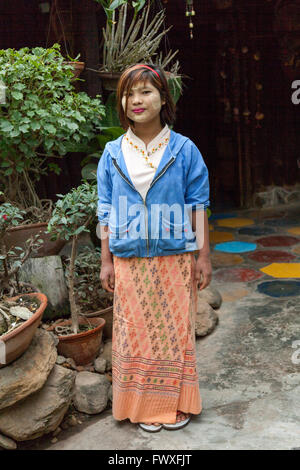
[97, 63, 211, 432]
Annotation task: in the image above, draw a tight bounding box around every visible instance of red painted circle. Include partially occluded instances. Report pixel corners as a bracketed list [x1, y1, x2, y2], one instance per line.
[214, 267, 264, 282]
[257, 236, 299, 247]
[248, 250, 296, 263]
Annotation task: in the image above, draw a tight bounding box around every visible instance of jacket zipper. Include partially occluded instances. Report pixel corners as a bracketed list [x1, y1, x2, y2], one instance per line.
[112, 155, 176, 257]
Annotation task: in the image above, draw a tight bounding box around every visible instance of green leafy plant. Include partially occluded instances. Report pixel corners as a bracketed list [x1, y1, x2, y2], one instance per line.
[47, 182, 98, 335]
[64, 246, 112, 314]
[94, 0, 146, 22]
[0, 44, 105, 209]
[0, 200, 43, 296]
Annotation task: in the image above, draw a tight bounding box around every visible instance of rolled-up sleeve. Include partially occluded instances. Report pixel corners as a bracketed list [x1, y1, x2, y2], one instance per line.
[97, 148, 112, 226]
[185, 141, 210, 210]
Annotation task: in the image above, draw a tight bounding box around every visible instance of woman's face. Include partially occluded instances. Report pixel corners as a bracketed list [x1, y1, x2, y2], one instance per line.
[122, 79, 165, 126]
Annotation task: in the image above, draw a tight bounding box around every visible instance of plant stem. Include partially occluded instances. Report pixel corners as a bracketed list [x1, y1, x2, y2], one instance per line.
[69, 234, 79, 334]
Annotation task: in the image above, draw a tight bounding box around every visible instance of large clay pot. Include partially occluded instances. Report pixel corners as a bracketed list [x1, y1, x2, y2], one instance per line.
[98, 71, 121, 91]
[4, 222, 66, 258]
[49, 317, 106, 365]
[83, 306, 113, 339]
[0, 293, 48, 368]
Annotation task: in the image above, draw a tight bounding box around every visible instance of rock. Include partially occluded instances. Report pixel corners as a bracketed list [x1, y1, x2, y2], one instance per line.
[9, 306, 33, 321]
[56, 355, 67, 365]
[197, 285, 222, 309]
[0, 365, 76, 441]
[67, 415, 78, 427]
[19, 256, 69, 320]
[52, 426, 62, 437]
[0, 433, 17, 450]
[94, 357, 107, 374]
[51, 437, 58, 444]
[0, 329, 57, 411]
[195, 300, 219, 337]
[73, 371, 111, 415]
[66, 358, 77, 370]
[97, 340, 112, 371]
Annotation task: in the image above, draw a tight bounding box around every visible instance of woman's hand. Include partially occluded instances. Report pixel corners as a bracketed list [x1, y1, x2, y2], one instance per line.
[192, 254, 212, 290]
[100, 261, 115, 292]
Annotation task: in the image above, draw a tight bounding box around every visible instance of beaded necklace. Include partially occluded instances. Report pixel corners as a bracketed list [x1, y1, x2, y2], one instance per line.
[124, 134, 169, 170]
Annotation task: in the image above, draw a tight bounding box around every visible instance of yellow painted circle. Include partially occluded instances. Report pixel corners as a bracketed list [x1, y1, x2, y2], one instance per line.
[260, 263, 300, 278]
[217, 218, 255, 228]
[288, 227, 300, 236]
[210, 231, 235, 244]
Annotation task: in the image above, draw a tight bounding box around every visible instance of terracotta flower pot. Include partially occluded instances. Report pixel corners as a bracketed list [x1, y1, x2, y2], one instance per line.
[63, 61, 85, 79]
[4, 222, 66, 258]
[0, 293, 48, 368]
[83, 306, 113, 339]
[98, 71, 121, 91]
[48, 317, 106, 365]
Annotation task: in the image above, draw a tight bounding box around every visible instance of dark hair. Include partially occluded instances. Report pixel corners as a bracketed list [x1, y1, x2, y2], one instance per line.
[116, 63, 176, 130]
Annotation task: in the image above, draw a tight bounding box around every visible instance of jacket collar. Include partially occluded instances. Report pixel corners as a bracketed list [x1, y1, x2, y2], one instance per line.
[107, 130, 189, 189]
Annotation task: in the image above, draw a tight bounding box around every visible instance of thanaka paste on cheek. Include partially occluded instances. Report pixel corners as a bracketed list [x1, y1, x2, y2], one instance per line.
[121, 96, 127, 111]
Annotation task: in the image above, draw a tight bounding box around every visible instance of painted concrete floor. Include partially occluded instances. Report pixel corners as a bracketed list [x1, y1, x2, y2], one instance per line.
[19, 203, 300, 451]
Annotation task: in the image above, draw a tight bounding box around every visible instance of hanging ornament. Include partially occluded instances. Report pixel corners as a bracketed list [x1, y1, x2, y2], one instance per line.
[185, 0, 195, 39]
[253, 50, 264, 129]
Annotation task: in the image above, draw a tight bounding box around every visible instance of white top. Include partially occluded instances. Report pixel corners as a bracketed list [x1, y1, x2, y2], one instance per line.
[121, 125, 171, 201]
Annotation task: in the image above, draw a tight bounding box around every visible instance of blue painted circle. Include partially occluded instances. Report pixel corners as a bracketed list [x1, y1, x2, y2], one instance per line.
[209, 213, 237, 221]
[214, 241, 257, 253]
[264, 218, 300, 227]
[238, 226, 276, 236]
[257, 280, 300, 297]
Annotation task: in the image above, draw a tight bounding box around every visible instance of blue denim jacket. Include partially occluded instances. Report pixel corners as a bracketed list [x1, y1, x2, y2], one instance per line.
[97, 129, 210, 258]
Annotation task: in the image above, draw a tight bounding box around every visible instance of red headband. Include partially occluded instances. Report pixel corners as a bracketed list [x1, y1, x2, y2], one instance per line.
[137, 64, 160, 79]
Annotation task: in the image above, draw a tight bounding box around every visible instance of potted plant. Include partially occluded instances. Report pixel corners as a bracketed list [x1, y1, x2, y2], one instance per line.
[0, 44, 105, 254]
[93, 1, 182, 97]
[0, 201, 48, 367]
[64, 246, 113, 340]
[0, 44, 105, 209]
[47, 182, 105, 365]
[0, 200, 44, 296]
[0, 293, 48, 368]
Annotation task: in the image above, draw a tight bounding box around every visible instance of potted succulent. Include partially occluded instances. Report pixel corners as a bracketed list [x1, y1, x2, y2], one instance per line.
[93, 0, 182, 97]
[47, 182, 105, 365]
[0, 200, 48, 367]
